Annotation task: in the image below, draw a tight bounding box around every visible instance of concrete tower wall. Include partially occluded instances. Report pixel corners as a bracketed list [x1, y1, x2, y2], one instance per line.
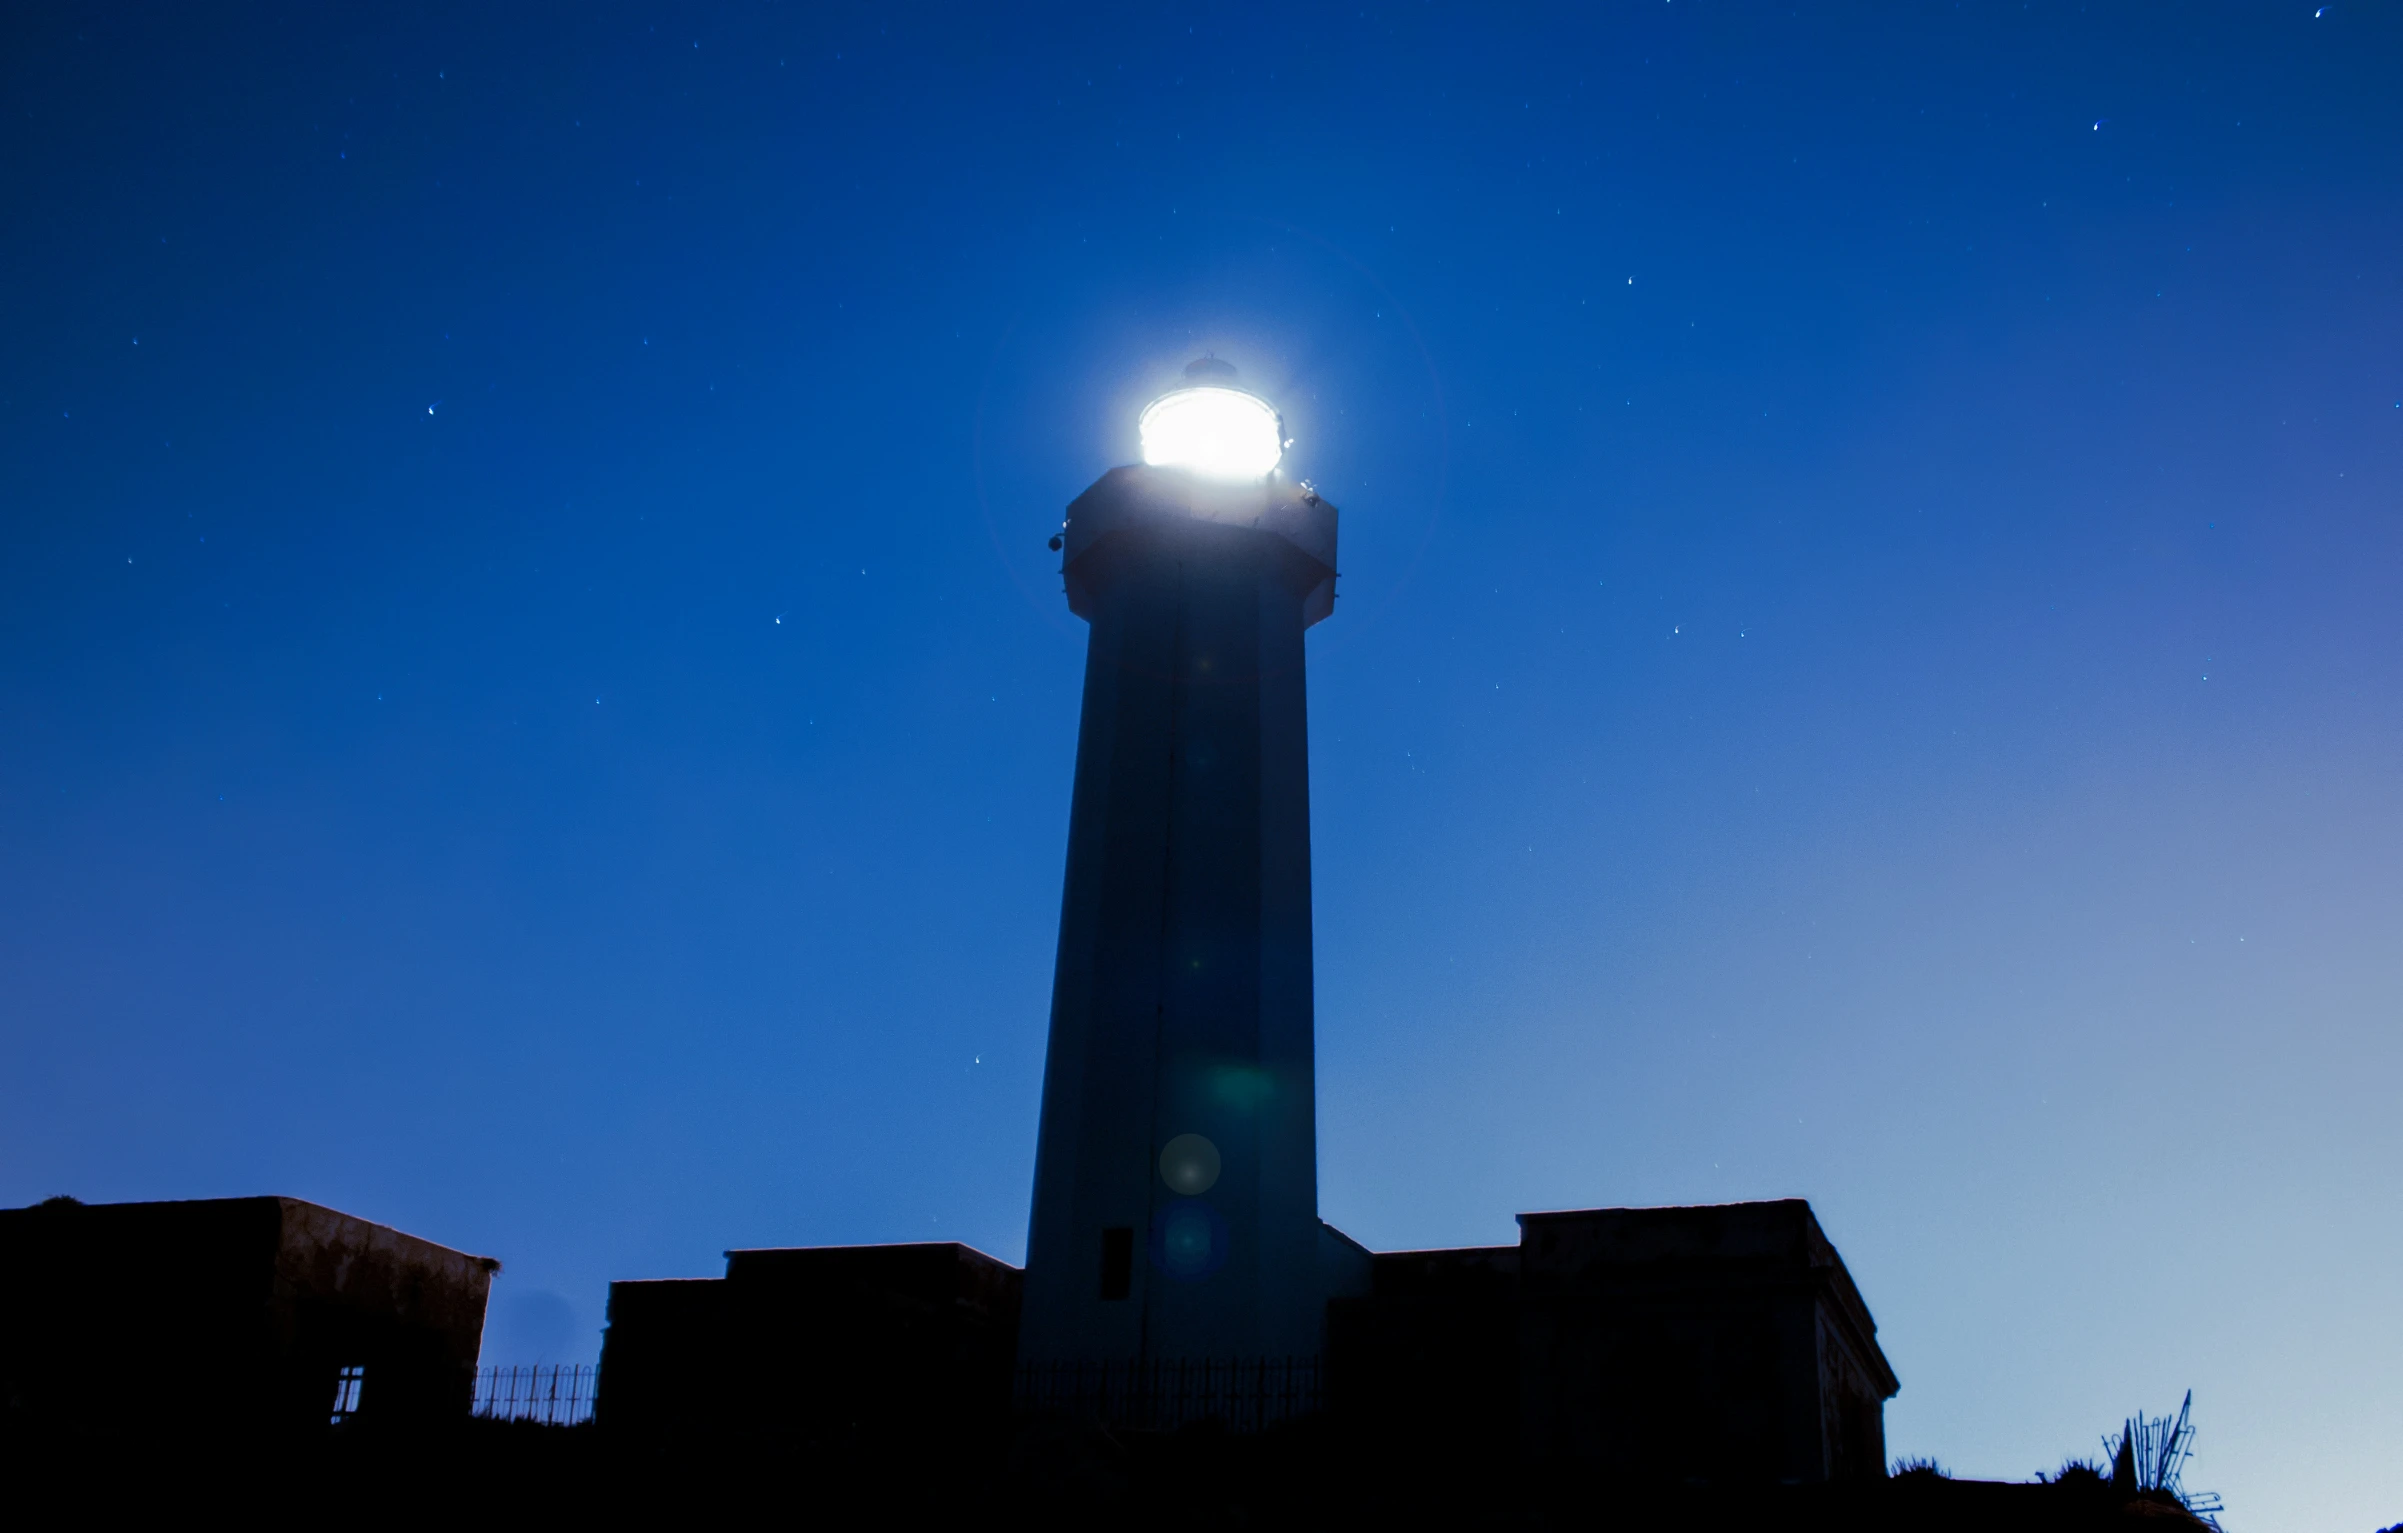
[1019, 467, 1337, 1368]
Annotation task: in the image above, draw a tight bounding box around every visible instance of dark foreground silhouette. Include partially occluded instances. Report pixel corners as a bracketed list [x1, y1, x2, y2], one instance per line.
[0, 1415, 2220, 1529]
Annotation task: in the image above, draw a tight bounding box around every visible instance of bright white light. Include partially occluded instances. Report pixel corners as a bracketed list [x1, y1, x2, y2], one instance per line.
[1138, 387, 1284, 479]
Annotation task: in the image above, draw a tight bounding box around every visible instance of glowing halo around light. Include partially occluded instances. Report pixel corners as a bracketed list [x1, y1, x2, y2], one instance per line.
[1138, 386, 1285, 480]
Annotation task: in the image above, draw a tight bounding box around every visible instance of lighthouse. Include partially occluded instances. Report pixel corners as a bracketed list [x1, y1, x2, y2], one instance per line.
[1016, 359, 1357, 1374]
[591, 360, 1899, 1478]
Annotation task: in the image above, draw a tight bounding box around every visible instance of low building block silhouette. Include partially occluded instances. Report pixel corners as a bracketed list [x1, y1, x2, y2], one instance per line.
[597, 1241, 1021, 1436]
[1331, 1200, 1896, 1482]
[594, 1200, 1894, 1486]
[0, 1195, 497, 1432]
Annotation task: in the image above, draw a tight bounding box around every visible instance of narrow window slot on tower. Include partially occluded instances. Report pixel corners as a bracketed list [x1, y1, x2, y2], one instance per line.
[1098, 1228, 1134, 1300]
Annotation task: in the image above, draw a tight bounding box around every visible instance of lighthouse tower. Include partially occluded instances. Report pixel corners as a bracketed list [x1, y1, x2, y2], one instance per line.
[1017, 360, 1352, 1374]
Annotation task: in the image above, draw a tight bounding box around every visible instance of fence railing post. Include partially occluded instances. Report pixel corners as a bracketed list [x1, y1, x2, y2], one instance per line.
[472, 1363, 597, 1426]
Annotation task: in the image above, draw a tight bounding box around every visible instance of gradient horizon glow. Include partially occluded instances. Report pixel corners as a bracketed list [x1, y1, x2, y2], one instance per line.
[1, 6, 2397, 1528]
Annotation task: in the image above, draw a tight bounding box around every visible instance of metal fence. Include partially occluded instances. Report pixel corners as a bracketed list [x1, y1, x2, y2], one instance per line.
[473, 1363, 597, 1426]
[1016, 1355, 1321, 1432]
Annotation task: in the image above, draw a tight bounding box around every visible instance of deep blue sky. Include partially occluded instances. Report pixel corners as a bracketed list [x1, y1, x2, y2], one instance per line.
[4, 4, 2398, 1524]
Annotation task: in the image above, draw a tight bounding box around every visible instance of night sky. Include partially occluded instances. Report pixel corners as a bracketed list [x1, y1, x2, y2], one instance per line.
[5, 4, 2399, 1524]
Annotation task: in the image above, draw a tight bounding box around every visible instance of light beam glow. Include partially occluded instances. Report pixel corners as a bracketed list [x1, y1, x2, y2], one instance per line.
[1138, 386, 1285, 479]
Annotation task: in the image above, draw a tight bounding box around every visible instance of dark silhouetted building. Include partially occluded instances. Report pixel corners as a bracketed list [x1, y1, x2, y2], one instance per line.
[0, 1195, 497, 1434]
[1330, 1199, 1898, 1483]
[597, 1241, 1020, 1436]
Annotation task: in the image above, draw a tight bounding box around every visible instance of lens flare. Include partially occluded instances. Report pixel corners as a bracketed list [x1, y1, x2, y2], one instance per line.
[1138, 387, 1284, 479]
[1152, 1199, 1228, 1280]
[1159, 1133, 1221, 1195]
